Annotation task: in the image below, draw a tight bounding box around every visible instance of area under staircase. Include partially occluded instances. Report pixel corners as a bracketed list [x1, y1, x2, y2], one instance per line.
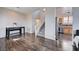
[37, 22, 45, 37]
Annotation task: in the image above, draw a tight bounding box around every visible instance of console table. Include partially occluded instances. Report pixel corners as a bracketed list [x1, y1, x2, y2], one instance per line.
[6, 27, 25, 39]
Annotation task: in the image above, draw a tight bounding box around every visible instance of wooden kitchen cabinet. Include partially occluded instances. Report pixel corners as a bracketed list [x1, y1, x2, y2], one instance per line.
[64, 26, 72, 34]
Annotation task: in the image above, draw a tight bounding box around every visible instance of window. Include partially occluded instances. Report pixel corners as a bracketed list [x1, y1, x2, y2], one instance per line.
[63, 16, 72, 25]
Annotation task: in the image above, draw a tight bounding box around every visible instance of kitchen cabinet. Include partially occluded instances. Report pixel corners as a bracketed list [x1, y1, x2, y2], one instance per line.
[63, 26, 72, 34]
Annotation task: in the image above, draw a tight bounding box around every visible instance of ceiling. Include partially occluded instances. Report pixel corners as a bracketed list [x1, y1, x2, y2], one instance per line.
[5, 7, 72, 16]
[56, 7, 72, 16]
[6, 7, 43, 14]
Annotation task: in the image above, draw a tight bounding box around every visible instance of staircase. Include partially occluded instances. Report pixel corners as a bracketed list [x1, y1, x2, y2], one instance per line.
[35, 10, 45, 38]
[37, 22, 45, 37]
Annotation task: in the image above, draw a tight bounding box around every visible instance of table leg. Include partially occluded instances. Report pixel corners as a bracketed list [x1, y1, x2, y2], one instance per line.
[6, 29, 7, 39]
[23, 27, 25, 36]
[20, 29, 22, 36]
[7, 30, 9, 39]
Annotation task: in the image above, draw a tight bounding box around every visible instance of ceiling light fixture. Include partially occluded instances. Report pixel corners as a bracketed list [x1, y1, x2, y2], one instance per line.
[43, 8, 46, 12]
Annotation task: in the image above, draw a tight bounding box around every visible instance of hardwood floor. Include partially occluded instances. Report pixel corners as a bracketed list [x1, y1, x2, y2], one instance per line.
[0, 33, 72, 51]
[57, 34, 72, 51]
[6, 33, 61, 51]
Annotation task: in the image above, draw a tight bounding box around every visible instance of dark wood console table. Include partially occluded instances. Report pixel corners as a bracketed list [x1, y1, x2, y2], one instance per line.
[6, 27, 25, 39]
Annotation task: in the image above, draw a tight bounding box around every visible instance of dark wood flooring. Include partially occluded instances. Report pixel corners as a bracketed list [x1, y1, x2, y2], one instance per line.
[0, 33, 72, 51]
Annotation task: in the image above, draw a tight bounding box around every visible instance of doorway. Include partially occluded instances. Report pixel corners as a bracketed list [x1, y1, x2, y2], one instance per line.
[56, 16, 73, 51]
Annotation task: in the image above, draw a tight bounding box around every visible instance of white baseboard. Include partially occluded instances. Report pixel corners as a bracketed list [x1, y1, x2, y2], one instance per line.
[45, 35, 56, 40]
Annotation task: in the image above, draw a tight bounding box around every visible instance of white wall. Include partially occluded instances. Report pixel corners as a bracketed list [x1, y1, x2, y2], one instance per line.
[72, 7, 79, 45]
[72, 7, 79, 38]
[45, 8, 56, 40]
[0, 8, 33, 38]
[26, 13, 33, 33]
[73, 7, 79, 30]
[32, 10, 40, 33]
